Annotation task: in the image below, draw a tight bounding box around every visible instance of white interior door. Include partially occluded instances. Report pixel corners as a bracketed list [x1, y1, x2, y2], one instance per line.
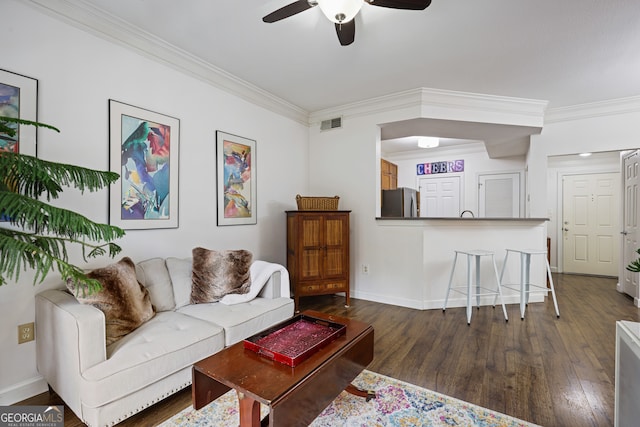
[478, 172, 521, 217]
[562, 172, 620, 276]
[623, 151, 640, 299]
[418, 176, 460, 217]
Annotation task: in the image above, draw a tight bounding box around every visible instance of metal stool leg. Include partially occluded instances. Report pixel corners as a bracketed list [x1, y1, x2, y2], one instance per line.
[475, 254, 482, 310]
[466, 254, 473, 324]
[491, 254, 508, 322]
[546, 257, 560, 318]
[494, 250, 509, 307]
[520, 252, 528, 319]
[443, 252, 459, 311]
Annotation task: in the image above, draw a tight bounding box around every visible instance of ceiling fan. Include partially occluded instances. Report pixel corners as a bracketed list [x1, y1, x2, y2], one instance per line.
[263, 0, 432, 46]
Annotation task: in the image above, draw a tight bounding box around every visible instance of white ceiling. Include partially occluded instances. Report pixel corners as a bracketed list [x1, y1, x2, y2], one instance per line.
[26, 0, 640, 153]
[40, 0, 640, 112]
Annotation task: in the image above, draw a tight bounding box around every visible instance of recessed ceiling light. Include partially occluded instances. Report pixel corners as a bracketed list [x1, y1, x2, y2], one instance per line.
[417, 137, 439, 148]
[579, 152, 592, 157]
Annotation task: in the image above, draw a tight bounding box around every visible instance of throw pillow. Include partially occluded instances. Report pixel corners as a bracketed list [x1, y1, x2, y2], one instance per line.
[66, 257, 155, 345]
[191, 247, 253, 304]
[135, 257, 176, 311]
[165, 257, 193, 309]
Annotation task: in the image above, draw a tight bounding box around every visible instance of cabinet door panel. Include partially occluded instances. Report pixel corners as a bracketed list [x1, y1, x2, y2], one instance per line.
[301, 219, 322, 247]
[301, 249, 322, 280]
[325, 218, 344, 246]
[325, 248, 345, 276]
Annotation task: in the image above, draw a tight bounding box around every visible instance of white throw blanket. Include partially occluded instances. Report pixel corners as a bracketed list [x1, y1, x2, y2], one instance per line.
[220, 260, 289, 305]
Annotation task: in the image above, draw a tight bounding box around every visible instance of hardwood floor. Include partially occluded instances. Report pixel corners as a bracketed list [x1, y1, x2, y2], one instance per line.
[19, 273, 637, 426]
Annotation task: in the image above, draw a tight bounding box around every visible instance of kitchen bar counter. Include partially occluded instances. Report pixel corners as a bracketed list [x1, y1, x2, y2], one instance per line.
[355, 217, 549, 311]
[376, 217, 549, 221]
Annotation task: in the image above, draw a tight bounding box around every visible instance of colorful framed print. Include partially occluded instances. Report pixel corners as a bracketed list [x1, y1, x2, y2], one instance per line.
[1, 70, 37, 223]
[216, 131, 256, 226]
[108, 100, 179, 229]
[0, 69, 37, 156]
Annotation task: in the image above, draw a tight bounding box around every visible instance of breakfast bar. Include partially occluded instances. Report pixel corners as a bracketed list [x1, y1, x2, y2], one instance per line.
[373, 217, 550, 310]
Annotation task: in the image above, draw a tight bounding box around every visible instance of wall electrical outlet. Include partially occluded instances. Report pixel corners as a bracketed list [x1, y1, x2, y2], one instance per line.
[18, 322, 35, 344]
[362, 264, 370, 275]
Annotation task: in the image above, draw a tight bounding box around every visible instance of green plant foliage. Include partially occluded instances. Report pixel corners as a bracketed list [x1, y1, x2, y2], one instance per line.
[0, 116, 125, 293]
[627, 248, 640, 273]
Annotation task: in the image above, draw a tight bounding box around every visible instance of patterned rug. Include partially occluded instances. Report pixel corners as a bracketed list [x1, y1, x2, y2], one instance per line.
[160, 370, 540, 427]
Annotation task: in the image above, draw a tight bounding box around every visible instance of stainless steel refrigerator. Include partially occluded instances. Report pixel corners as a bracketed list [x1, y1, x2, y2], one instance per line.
[381, 187, 418, 217]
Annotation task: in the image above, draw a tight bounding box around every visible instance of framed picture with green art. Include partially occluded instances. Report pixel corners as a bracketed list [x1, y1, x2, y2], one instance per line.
[216, 130, 256, 226]
[108, 100, 180, 229]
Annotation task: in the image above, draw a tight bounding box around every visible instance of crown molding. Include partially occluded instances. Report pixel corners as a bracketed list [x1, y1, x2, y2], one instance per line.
[309, 87, 548, 127]
[545, 95, 640, 123]
[383, 142, 486, 161]
[25, 0, 309, 125]
[309, 89, 425, 124]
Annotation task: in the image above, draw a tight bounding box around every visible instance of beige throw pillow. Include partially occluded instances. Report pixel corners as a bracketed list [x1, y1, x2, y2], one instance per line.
[67, 257, 155, 345]
[191, 247, 252, 304]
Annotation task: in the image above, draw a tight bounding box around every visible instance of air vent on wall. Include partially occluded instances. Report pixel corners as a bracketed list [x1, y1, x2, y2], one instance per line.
[320, 116, 342, 131]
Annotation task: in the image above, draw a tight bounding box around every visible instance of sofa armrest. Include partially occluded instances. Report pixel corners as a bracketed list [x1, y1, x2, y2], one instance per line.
[36, 289, 107, 413]
[257, 267, 291, 299]
[258, 270, 281, 299]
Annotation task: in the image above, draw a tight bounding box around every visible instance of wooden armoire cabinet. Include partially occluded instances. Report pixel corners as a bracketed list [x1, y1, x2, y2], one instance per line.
[286, 210, 350, 312]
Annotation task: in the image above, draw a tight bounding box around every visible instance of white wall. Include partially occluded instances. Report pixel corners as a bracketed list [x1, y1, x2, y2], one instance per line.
[386, 146, 525, 215]
[0, 2, 309, 403]
[308, 96, 640, 316]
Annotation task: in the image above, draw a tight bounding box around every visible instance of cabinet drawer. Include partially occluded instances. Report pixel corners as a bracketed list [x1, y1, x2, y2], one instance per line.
[297, 281, 347, 295]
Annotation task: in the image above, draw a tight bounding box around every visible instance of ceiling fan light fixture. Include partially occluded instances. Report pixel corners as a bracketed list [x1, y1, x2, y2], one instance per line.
[417, 136, 439, 148]
[316, 0, 363, 23]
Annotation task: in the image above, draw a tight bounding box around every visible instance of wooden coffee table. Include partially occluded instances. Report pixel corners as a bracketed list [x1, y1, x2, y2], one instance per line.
[192, 310, 374, 427]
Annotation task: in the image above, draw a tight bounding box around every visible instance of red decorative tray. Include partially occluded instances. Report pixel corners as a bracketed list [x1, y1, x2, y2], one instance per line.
[243, 314, 346, 367]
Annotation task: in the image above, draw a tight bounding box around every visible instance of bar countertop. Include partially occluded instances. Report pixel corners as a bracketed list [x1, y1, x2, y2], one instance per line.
[376, 217, 549, 221]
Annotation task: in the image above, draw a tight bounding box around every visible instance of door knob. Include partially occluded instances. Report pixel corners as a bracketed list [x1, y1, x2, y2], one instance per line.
[563, 228, 569, 232]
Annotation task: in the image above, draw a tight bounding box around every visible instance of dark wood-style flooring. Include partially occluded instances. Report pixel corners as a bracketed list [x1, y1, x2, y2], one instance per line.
[19, 273, 638, 426]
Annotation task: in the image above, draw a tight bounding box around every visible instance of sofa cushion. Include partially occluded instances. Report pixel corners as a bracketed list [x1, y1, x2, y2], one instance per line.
[191, 248, 252, 304]
[81, 311, 225, 408]
[166, 257, 193, 309]
[177, 297, 294, 346]
[66, 257, 155, 345]
[135, 258, 176, 311]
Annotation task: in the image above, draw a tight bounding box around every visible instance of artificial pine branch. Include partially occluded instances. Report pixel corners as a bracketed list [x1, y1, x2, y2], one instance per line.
[0, 152, 120, 200]
[627, 248, 640, 272]
[0, 116, 125, 292]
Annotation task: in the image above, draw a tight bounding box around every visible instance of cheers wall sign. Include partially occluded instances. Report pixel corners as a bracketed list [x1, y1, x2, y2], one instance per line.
[417, 159, 464, 175]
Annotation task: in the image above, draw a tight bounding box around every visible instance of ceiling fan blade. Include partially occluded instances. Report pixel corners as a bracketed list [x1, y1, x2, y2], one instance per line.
[263, 0, 315, 23]
[366, 0, 432, 10]
[335, 20, 356, 46]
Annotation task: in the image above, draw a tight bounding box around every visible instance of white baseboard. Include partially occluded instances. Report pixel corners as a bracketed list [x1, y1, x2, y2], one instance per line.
[0, 375, 48, 405]
[351, 290, 545, 311]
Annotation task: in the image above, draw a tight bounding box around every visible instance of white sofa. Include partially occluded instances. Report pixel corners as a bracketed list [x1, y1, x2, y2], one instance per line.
[35, 257, 294, 427]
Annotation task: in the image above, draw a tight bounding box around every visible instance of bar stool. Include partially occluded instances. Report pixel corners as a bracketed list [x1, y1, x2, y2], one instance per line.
[496, 248, 560, 319]
[443, 249, 509, 325]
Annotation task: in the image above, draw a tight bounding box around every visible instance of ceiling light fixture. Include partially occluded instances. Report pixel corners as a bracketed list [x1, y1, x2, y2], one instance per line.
[579, 152, 592, 157]
[417, 136, 439, 148]
[316, 0, 363, 23]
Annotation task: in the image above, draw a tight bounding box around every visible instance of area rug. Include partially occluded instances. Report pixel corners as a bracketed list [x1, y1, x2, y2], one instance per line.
[160, 370, 540, 427]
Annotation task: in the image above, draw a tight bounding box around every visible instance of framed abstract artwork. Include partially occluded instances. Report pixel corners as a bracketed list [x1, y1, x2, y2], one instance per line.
[216, 131, 256, 226]
[0, 69, 37, 156]
[108, 100, 180, 229]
